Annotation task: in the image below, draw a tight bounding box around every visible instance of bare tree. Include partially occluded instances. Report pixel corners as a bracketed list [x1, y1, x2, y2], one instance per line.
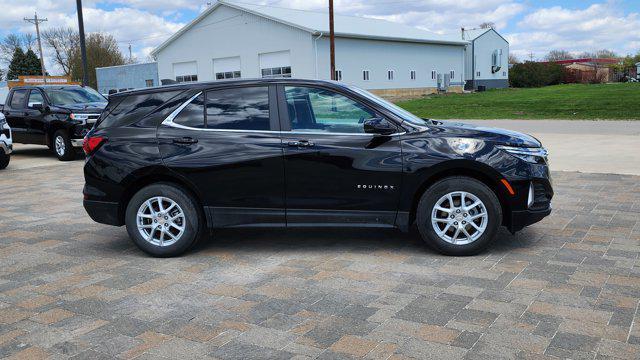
[579, 49, 618, 59]
[545, 49, 573, 62]
[0, 33, 36, 65]
[42, 27, 79, 76]
[479, 22, 496, 29]
[508, 54, 520, 64]
[69, 32, 126, 88]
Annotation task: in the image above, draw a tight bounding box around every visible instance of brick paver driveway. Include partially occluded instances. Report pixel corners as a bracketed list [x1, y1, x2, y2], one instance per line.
[1, 159, 640, 359]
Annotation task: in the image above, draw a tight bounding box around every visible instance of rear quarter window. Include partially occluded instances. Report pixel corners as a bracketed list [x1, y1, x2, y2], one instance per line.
[97, 90, 182, 129]
[9, 90, 28, 109]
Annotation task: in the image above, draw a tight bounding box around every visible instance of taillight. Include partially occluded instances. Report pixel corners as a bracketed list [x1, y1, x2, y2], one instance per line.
[83, 136, 106, 155]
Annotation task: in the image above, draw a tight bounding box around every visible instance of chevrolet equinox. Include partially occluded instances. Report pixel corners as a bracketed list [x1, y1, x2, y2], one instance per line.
[83, 79, 552, 257]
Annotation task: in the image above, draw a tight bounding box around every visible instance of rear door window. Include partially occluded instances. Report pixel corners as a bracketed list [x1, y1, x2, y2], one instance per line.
[205, 87, 270, 130]
[10, 90, 28, 109]
[97, 90, 182, 129]
[173, 94, 205, 128]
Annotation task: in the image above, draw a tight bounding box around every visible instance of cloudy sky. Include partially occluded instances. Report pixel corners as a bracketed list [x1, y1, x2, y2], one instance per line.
[1, 0, 639, 74]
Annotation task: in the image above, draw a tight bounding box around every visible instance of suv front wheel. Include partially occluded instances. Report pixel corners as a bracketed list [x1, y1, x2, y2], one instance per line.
[0, 152, 9, 170]
[416, 177, 502, 256]
[125, 183, 203, 257]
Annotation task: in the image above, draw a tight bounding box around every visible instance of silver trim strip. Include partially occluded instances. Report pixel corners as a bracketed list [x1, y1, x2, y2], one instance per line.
[161, 91, 405, 137]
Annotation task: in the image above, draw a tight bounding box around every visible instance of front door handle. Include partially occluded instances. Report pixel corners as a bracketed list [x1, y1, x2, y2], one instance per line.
[173, 137, 198, 145]
[288, 140, 315, 148]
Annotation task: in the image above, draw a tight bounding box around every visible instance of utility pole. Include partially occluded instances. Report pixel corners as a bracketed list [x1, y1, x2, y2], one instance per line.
[329, 0, 336, 80]
[76, 0, 89, 86]
[23, 12, 48, 81]
[128, 43, 132, 63]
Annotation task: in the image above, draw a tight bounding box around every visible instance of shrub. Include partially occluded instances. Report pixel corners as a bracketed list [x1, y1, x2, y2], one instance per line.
[509, 62, 565, 88]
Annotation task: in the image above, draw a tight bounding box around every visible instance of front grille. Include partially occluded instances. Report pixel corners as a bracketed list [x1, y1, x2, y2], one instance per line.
[530, 182, 551, 210]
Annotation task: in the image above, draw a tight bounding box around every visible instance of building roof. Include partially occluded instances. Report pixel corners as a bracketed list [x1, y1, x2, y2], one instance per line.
[461, 27, 509, 44]
[550, 58, 619, 65]
[151, 0, 467, 56]
[95, 62, 157, 70]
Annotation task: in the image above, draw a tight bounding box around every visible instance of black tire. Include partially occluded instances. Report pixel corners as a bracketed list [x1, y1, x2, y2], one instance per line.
[416, 176, 502, 256]
[52, 130, 75, 161]
[125, 183, 204, 257]
[0, 152, 9, 170]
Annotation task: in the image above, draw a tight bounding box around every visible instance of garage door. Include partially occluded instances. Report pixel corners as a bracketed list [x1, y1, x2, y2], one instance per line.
[173, 61, 198, 82]
[213, 56, 241, 80]
[259, 50, 291, 78]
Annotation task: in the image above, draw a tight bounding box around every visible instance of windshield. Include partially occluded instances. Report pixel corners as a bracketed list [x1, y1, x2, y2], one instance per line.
[347, 85, 429, 126]
[44, 87, 106, 106]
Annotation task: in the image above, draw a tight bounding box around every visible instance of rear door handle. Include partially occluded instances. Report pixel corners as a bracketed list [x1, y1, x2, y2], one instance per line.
[173, 137, 198, 145]
[287, 140, 315, 147]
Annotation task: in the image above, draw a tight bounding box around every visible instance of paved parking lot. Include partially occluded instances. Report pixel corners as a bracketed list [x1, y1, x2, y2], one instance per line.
[1, 147, 640, 359]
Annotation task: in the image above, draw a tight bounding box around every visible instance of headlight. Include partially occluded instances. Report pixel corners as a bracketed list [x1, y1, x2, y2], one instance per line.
[0, 113, 7, 129]
[496, 145, 548, 164]
[70, 113, 91, 123]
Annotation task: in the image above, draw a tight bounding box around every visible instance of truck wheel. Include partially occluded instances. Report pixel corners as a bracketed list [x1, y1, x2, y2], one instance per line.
[125, 183, 204, 257]
[53, 130, 75, 161]
[0, 152, 9, 170]
[416, 176, 502, 256]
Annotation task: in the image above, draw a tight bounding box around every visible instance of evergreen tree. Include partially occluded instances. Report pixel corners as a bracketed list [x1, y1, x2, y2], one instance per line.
[24, 49, 42, 75]
[6, 47, 26, 80]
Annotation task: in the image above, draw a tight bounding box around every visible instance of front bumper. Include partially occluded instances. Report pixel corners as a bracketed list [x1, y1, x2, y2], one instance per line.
[83, 199, 123, 226]
[509, 205, 552, 233]
[71, 139, 84, 147]
[0, 141, 12, 155]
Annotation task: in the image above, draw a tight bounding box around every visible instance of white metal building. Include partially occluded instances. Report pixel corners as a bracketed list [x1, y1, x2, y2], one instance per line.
[462, 28, 510, 90]
[151, 0, 469, 98]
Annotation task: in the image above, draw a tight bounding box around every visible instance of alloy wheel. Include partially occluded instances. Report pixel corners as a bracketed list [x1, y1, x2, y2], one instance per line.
[136, 196, 186, 247]
[55, 135, 66, 157]
[431, 191, 488, 245]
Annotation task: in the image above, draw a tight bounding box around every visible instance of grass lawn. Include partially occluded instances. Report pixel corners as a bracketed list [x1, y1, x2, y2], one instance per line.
[396, 83, 640, 120]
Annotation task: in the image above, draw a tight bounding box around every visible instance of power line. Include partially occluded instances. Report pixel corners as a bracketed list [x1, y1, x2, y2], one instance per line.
[23, 12, 48, 79]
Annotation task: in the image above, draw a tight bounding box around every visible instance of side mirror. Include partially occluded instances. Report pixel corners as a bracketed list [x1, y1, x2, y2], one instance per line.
[364, 117, 397, 136]
[30, 103, 45, 112]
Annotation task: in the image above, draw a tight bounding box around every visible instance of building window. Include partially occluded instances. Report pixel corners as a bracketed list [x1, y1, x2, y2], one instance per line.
[410, 70, 416, 80]
[476, 71, 481, 77]
[176, 74, 198, 83]
[334, 70, 343, 81]
[362, 70, 370, 81]
[261, 66, 291, 78]
[145, 79, 154, 87]
[216, 71, 241, 80]
[387, 70, 395, 81]
[450, 70, 455, 80]
[431, 70, 437, 80]
[503, 71, 507, 76]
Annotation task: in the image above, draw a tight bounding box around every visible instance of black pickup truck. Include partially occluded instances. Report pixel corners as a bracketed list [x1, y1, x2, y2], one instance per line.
[0, 85, 107, 161]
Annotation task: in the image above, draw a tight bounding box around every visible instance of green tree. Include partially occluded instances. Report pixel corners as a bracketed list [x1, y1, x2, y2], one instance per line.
[6, 47, 27, 80]
[509, 62, 565, 88]
[69, 32, 125, 89]
[24, 49, 42, 75]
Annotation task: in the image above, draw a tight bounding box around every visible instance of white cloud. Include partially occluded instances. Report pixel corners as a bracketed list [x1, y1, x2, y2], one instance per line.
[513, 3, 640, 59]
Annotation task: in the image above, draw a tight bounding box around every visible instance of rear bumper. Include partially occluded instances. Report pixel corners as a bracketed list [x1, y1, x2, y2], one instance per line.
[509, 205, 552, 233]
[83, 199, 123, 226]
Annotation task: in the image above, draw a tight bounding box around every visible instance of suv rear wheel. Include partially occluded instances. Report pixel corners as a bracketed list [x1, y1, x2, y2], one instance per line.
[125, 183, 203, 257]
[53, 130, 75, 161]
[416, 176, 502, 256]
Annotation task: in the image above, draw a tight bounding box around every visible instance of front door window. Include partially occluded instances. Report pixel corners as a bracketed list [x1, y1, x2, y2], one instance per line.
[284, 86, 376, 134]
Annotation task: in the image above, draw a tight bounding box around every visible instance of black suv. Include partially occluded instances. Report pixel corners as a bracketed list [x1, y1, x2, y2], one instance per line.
[2, 85, 106, 160]
[83, 79, 552, 257]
